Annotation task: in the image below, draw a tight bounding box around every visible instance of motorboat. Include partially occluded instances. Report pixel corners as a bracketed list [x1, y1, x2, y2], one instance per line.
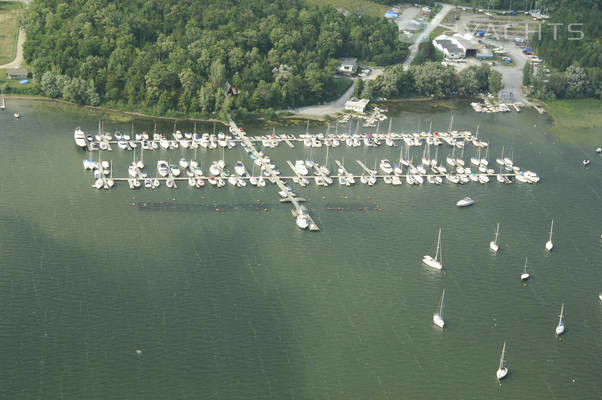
[456, 197, 474, 207]
[582, 159, 590, 166]
[74, 128, 87, 148]
[170, 165, 181, 177]
[295, 160, 308, 176]
[157, 161, 169, 177]
[379, 159, 393, 174]
[234, 161, 247, 176]
[296, 215, 309, 230]
[423, 228, 443, 270]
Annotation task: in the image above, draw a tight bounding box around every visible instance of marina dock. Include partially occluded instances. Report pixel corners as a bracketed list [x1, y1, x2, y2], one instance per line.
[78, 116, 542, 231]
[229, 118, 319, 231]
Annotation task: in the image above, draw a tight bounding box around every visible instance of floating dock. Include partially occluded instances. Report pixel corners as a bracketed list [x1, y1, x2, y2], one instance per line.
[229, 118, 319, 232]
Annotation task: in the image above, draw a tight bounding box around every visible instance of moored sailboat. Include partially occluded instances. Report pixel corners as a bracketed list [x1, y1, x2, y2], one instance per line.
[433, 289, 445, 328]
[490, 223, 500, 252]
[496, 342, 509, 380]
[423, 228, 443, 270]
[555, 304, 565, 335]
[546, 220, 554, 251]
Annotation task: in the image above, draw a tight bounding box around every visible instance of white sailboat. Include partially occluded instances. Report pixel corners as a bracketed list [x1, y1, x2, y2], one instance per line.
[546, 220, 554, 251]
[555, 304, 565, 335]
[423, 228, 443, 270]
[433, 290, 445, 328]
[520, 258, 530, 281]
[490, 223, 500, 252]
[496, 342, 509, 380]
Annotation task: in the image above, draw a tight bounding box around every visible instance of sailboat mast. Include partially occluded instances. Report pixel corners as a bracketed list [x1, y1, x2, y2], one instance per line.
[499, 343, 506, 369]
[435, 228, 442, 262]
[559, 304, 564, 323]
[495, 223, 500, 242]
[440, 290, 445, 318]
[549, 220, 554, 241]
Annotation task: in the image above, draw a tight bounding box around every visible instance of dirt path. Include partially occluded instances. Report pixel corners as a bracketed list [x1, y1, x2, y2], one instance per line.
[0, 0, 31, 69]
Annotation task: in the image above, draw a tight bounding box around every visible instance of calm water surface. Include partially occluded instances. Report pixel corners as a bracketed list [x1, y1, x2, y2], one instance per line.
[0, 99, 601, 399]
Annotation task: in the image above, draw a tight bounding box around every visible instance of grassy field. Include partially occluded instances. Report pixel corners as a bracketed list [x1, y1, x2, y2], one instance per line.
[0, 2, 23, 65]
[545, 99, 602, 147]
[304, 0, 388, 17]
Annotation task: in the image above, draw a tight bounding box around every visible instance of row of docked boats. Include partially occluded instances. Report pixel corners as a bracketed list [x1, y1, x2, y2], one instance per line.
[74, 127, 239, 151]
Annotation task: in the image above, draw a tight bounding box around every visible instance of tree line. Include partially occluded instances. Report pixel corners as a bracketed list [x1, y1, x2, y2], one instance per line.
[530, 0, 601, 99]
[22, 0, 408, 118]
[357, 62, 502, 99]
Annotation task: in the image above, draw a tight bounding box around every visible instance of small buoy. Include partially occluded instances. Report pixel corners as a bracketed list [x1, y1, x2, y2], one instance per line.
[344, 196, 348, 199]
[131, 203, 135, 206]
[358, 208, 363, 211]
[172, 198, 176, 201]
[367, 196, 372, 199]
[201, 196, 205, 200]
[132, 196, 135, 199]
[256, 199, 260, 203]
[377, 208, 382, 212]
[263, 208, 268, 212]
[216, 208, 219, 212]
[337, 207, 342, 211]
[321, 196, 327, 199]
[136, 349, 143, 355]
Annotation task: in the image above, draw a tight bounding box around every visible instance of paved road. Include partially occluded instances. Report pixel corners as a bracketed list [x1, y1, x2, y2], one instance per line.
[0, 0, 31, 69]
[454, 12, 530, 103]
[403, 4, 454, 70]
[291, 79, 357, 116]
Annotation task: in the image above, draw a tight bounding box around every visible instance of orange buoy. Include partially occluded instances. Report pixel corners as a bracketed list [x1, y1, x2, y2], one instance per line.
[201, 196, 205, 200]
[377, 208, 382, 212]
[256, 199, 260, 203]
[358, 207, 363, 211]
[367, 196, 372, 199]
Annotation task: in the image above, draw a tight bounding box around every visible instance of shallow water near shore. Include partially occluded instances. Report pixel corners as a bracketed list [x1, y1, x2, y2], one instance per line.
[0, 99, 601, 399]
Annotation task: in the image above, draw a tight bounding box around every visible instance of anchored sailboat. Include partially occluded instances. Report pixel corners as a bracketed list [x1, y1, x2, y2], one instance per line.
[520, 258, 530, 281]
[423, 228, 443, 270]
[490, 223, 500, 252]
[496, 342, 509, 380]
[555, 304, 565, 335]
[546, 220, 554, 251]
[433, 290, 445, 328]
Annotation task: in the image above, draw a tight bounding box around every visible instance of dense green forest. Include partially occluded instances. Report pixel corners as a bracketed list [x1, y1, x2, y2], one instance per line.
[531, 0, 601, 99]
[23, 0, 408, 117]
[359, 62, 502, 99]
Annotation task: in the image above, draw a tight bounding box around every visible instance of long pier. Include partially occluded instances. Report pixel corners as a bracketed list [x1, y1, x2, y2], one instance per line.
[229, 118, 319, 231]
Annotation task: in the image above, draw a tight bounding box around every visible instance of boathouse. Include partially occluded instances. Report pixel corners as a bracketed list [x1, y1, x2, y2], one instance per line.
[344, 98, 370, 113]
[6, 67, 28, 80]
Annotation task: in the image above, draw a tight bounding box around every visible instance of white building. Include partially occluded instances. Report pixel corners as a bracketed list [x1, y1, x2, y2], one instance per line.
[338, 58, 358, 75]
[433, 34, 481, 59]
[344, 98, 370, 113]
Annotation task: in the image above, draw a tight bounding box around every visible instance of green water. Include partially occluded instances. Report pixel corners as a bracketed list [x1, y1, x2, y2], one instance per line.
[1, 99, 601, 399]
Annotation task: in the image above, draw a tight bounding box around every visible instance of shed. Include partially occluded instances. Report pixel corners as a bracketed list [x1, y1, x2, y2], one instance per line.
[6, 67, 28, 80]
